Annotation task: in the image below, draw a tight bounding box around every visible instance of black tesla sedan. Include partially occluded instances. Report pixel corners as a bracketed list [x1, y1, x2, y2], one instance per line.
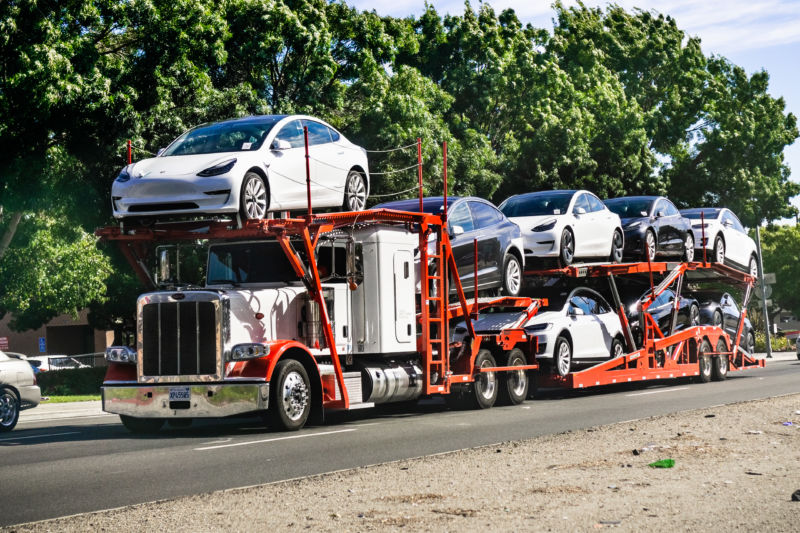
[691, 290, 757, 354]
[373, 196, 525, 296]
[620, 286, 699, 345]
[604, 196, 694, 261]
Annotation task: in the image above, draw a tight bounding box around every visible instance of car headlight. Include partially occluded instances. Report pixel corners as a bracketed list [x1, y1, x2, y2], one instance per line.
[532, 218, 557, 232]
[105, 346, 137, 364]
[115, 169, 131, 183]
[230, 343, 270, 361]
[525, 322, 553, 332]
[198, 158, 237, 177]
[625, 221, 641, 229]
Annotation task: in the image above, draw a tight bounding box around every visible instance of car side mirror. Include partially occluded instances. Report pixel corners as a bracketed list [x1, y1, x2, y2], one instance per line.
[157, 148, 165, 156]
[271, 139, 292, 150]
[723, 219, 733, 227]
[574, 207, 586, 215]
[569, 306, 584, 316]
[450, 225, 465, 237]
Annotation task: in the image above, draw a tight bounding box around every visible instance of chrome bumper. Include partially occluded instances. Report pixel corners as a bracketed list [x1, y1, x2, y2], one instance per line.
[102, 382, 269, 418]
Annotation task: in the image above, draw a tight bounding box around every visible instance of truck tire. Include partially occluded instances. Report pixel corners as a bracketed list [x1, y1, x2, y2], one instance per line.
[498, 348, 528, 405]
[697, 339, 713, 383]
[712, 338, 728, 381]
[0, 386, 20, 432]
[268, 359, 311, 431]
[463, 349, 498, 409]
[120, 415, 164, 434]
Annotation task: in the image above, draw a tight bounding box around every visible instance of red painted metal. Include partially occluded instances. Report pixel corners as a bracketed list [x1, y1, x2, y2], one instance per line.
[442, 141, 448, 221]
[472, 238, 478, 321]
[417, 137, 423, 212]
[701, 211, 707, 264]
[127, 140, 132, 165]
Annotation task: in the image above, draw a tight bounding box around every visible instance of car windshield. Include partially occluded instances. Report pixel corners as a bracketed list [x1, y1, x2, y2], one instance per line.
[207, 241, 298, 285]
[682, 208, 721, 220]
[605, 198, 654, 218]
[499, 192, 574, 217]
[162, 117, 284, 156]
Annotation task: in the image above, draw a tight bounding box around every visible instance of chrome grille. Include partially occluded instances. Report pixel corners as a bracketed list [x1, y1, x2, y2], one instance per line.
[141, 300, 217, 377]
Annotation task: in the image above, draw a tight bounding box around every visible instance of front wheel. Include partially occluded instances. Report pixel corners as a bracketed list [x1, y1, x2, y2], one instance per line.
[713, 235, 725, 264]
[610, 336, 625, 359]
[748, 254, 758, 278]
[609, 229, 624, 263]
[0, 387, 20, 432]
[683, 233, 695, 262]
[268, 359, 311, 431]
[501, 254, 522, 296]
[559, 228, 575, 267]
[120, 415, 164, 434]
[642, 230, 656, 261]
[553, 335, 572, 377]
[342, 170, 367, 211]
[689, 304, 700, 326]
[239, 172, 268, 220]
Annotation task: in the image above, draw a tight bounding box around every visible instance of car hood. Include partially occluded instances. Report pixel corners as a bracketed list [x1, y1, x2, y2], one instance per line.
[507, 214, 565, 230]
[523, 310, 563, 327]
[620, 216, 647, 227]
[125, 154, 243, 178]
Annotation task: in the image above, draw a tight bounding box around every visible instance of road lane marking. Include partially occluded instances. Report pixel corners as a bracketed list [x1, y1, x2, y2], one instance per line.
[194, 428, 357, 451]
[625, 387, 689, 397]
[0, 431, 80, 442]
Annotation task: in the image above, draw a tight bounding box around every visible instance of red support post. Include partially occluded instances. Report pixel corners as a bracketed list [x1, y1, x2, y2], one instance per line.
[127, 140, 132, 165]
[304, 126, 312, 219]
[442, 141, 448, 221]
[701, 212, 707, 264]
[417, 138, 423, 212]
[473, 238, 479, 321]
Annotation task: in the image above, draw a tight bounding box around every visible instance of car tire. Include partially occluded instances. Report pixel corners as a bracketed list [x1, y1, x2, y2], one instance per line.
[120, 415, 164, 434]
[559, 228, 575, 267]
[748, 254, 758, 278]
[689, 304, 700, 326]
[683, 233, 695, 262]
[553, 335, 572, 377]
[0, 386, 20, 432]
[746, 330, 755, 355]
[712, 338, 729, 381]
[712, 310, 723, 328]
[465, 350, 499, 409]
[610, 336, 625, 359]
[239, 171, 268, 220]
[713, 235, 725, 264]
[609, 229, 624, 263]
[643, 229, 656, 261]
[268, 358, 311, 431]
[501, 254, 522, 297]
[498, 348, 528, 405]
[697, 339, 713, 383]
[342, 170, 367, 211]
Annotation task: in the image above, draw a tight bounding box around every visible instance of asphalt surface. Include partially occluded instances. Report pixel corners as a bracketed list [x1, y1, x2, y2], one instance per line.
[2, 354, 799, 527]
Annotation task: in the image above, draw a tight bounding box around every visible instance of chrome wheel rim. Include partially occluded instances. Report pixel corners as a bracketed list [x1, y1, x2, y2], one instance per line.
[613, 342, 624, 358]
[562, 231, 574, 263]
[281, 371, 309, 422]
[749, 257, 758, 277]
[715, 238, 725, 263]
[508, 355, 527, 397]
[505, 258, 521, 295]
[685, 234, 694, 261]
[612, 231, 623, 262]
[645, 231, 656, 260]
[244, 177, 267, 219]
[477, 359, 496, 400]
[345, 173, 366, 211]
[0, 391, 17, 427]
[690, 305, 699, 326]
[556, 341, 571, 375]
[713, 311, 722, 327]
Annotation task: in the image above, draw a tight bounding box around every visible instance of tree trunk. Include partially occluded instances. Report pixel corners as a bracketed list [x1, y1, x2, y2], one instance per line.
[0, 211, 22, 261]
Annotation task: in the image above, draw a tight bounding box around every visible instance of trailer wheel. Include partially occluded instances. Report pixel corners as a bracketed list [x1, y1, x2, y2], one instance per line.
[0, 386, 20, 432]
[463, 350, 498, 409]
[268, 359, 311, 431]
[498, 348, 528, 405]
[712, 338, 729, 381]
[697, 339, 713, 383]
[553, 336, 572, 377]
[120, 415, 164, 434]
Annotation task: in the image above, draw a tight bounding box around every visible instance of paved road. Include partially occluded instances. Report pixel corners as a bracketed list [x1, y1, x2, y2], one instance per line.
[3, 355, 799, 527]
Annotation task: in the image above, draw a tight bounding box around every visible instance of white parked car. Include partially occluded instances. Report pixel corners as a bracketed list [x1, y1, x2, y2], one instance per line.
[679, 208, 758, 276]
[112, 115, 370, 221]
[0, 350, 41, 431]
[499, 190, 623, 267]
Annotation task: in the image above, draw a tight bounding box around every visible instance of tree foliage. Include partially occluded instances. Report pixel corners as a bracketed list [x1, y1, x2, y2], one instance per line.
[0, 0, 797, 331]
[758, 224, 800, 317]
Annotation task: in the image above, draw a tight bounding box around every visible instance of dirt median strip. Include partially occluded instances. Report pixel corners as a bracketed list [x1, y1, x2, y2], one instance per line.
[6, 393, 800, 532]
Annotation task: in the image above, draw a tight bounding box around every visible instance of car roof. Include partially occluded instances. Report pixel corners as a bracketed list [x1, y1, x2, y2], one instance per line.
[604, 195, 662, 204]
[374, 196, 470, 214]
[680, 207, 723, 217]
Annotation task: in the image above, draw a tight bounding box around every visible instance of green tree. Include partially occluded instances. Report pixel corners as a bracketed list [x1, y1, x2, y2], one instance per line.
[757, 224, 800, 317]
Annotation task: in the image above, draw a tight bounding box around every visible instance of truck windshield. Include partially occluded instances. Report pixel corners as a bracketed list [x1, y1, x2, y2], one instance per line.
[207, 241, 298, 285]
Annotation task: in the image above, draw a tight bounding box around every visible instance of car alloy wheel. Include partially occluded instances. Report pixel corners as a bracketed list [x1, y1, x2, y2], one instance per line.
[553, 336, 572, 377]
[0, 387, 20, 432]
[343, 171, 367, 211]
[240, 172, 268, 220]
[644, 230, 656, 261]
[714, 236, 725, 264]
[748, 255, 758, 277]
[502, 254, 522, 296]
[689, 304, 700, 326]
[610, 230, 624, 263]
[683, 233, 695, 262]
[559, 229, 574, 267]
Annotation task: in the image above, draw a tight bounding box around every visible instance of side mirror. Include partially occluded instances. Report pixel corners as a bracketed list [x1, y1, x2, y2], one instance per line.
[574, 207, 586, 215]
[450, 225, 465, 237]
[723, 219, 733, 227]
[155, 245, 179, 285]
[346, 237, 363, 290]
[569, 306, 585, 316]
[271, 139, 292, 150]
[157, 148, 165, 156]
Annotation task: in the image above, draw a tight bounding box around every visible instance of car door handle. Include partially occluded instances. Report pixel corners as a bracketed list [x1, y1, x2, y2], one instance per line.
[337, 151, 345, 155]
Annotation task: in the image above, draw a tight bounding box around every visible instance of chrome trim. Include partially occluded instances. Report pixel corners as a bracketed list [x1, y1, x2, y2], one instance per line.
[102, 383, 269, 418]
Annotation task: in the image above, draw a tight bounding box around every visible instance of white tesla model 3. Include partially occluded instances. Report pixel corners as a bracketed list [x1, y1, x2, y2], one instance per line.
[111, 115, 370, 220]
[499, 190, 623, 267]
[679, 207, 758, 276]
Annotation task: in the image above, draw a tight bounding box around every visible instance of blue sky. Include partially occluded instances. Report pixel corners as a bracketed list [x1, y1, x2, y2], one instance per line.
[348, 0, 800, 213]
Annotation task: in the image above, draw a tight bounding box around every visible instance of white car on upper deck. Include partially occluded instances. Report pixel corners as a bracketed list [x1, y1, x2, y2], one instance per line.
[111, 115, 370, 221]
[679, 207, 758, 276]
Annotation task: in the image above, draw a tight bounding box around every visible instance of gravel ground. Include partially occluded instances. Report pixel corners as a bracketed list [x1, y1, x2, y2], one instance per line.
[6, 393, 800, 532]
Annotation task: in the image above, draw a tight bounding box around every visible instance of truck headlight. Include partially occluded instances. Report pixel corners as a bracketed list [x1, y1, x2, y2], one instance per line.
[105, 346, 137, 364]
[230, 343, 270, 361]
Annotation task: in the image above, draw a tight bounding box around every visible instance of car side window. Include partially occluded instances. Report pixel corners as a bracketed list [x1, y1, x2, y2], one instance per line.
[303, 120, 333, 146]
[468, 202, 503, 228]
[448, 202, 474, 233]
[664, 200, 680, 216]
[274, 120, 305, 148]
[573, 194, 590, 214]
[729, 212, 745, 233]
[587, 194, 605, 213]
[327, 126, 340, 142]
[653, 200, 666, 217]
[569, 295, 592, 315]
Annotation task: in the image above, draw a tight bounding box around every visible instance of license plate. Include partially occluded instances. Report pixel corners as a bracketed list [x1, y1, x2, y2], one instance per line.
[169, 387, 191, 401]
